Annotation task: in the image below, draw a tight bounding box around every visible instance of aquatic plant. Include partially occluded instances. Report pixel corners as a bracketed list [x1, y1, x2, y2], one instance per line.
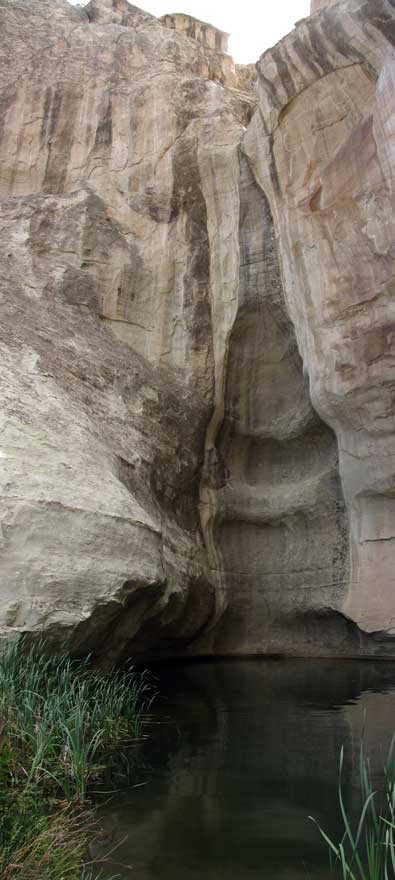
[0, 638, 152, 879]
[310, 740, 395, 880]
[0, 796, 95, 880]
[0, 638, 151, 801]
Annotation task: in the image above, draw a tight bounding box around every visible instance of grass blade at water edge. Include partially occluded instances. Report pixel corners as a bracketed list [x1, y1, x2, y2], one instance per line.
[0, 638, 154, 878]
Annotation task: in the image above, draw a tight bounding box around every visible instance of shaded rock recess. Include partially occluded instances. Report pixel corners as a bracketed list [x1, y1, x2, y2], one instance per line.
[1, 0, 395, 661]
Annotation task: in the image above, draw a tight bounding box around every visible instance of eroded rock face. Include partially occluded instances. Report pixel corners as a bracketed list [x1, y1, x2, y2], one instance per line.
[1, 0, 395, 659]
[0, 188, 217, 662]
[243, 0, 395, 640]
[198, 156, 350, 656]
[310, 0, 338, 12]
[0, 0, 254, 660]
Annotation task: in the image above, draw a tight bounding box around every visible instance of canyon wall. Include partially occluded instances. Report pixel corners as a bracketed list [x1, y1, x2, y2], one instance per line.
[240, 0, 395, 649]
[0, 0, 394, 659]
[310, 0, 338, 12]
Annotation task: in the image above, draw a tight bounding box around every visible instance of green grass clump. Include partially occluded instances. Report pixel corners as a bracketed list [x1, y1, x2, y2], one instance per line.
[0, 794, 95, 880]
[311, 740, 395, 880]
[0, 638, 152, 879]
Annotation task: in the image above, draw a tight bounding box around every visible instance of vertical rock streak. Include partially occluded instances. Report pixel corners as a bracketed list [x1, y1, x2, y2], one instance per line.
[0, 0, 395, 658]
[243, 0, 395, 639]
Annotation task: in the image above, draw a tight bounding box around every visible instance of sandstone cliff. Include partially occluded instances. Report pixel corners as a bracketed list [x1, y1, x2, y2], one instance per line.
[0, 0, 394, 660]
[238, 0, 395, 652]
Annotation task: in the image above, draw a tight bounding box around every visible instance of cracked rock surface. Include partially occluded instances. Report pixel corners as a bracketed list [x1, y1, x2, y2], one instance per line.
[0, 0, 395, 659]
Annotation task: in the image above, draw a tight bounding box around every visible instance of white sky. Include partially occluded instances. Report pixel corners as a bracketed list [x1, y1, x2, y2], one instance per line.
[68, 0, 311, 63]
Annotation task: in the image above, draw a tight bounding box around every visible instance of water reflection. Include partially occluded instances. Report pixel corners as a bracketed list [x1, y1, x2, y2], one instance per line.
[96, 660, 395, 879]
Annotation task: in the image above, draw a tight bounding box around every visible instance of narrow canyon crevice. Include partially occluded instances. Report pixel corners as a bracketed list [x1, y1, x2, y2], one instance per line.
[197, 151, 351, 657]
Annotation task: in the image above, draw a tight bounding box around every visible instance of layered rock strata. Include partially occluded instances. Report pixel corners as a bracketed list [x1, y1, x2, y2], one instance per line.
[198, 156, 350, 656]
[241, 0, 395, 643]
[0, 0, 253, 660]
[0, 0, 395, 659]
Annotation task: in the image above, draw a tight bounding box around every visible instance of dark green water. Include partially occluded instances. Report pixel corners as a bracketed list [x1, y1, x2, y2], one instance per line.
[97, 659, 395, 879]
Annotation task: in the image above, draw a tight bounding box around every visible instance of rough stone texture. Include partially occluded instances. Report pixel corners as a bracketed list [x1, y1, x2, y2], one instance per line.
[311, 0, 339, 12]
[0, 0, 253, 660]
[198, 154, 350, 656]
[0, 189, 216, 662]
[1, 0, 395, 659]
[243, 0, 395, 641]
[159, 13, 229, 53]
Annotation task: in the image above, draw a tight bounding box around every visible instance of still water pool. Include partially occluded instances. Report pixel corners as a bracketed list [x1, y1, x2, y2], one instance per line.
[97, 659, 395, 879]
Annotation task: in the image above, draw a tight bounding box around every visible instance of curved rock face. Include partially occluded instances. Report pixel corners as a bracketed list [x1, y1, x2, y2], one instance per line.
[199, 156, 350, 656]
[0, 0, 395, 659]
[0, 0, 253, 660]
[243, 0, 395, 643]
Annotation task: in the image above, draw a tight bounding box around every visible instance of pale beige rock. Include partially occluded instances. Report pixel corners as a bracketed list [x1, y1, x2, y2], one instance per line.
[0, 188, 216, 660]
[0, 0, 254, 658]
[1, 0, 395, 659]
[244, 0, 395, 638]
[159, 13, 229, 53]
[196, 147, 350, 658]
[310, 0, 339, 11]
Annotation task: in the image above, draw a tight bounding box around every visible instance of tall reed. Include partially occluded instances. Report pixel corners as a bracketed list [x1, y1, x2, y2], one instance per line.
[310, 740, 395, 880]
[0, 638, 153, 879]
[0, 638, 151, 802]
